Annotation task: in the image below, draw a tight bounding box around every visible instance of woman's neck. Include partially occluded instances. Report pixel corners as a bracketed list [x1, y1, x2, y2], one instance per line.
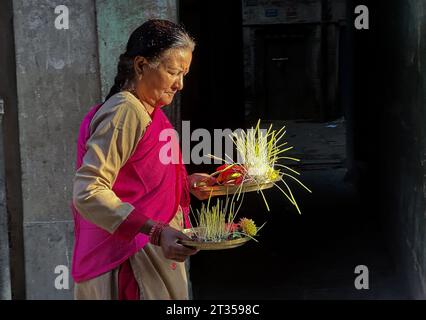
[123, 89, 155, 116]
[139, 99, 155, 115]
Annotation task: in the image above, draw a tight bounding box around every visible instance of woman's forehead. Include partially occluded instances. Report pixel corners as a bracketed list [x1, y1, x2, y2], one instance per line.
[161, 48, 192, 68]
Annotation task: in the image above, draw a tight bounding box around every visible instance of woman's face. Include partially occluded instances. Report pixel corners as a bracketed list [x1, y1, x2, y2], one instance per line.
[135, 48, 192, 109]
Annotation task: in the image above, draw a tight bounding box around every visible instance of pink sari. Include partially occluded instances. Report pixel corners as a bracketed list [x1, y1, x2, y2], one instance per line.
[71, 102, 190, 284]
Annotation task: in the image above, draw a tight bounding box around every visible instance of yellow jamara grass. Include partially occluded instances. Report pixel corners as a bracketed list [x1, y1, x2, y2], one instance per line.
[189, 189, 265, 242]
[189, 188, 242, 242]
[209, 119, 312, 213]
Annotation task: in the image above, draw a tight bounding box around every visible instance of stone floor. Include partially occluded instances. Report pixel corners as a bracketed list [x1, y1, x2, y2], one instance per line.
[266, 117, 347, 168]
[189, 120, 410, 300]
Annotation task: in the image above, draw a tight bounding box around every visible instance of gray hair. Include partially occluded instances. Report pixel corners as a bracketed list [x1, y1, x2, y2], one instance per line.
[105, 19, 195, 101]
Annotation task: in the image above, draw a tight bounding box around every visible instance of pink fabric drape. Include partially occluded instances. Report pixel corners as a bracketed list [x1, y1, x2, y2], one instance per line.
[118, 259, 139, 300]
[71, 102, 190, 283]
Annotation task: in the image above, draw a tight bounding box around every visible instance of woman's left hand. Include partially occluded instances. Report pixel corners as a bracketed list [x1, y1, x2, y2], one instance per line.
[160, 226, 199, 262]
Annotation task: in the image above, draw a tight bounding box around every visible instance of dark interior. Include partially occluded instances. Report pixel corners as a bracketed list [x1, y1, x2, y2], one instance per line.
[179, 0, 415, 299]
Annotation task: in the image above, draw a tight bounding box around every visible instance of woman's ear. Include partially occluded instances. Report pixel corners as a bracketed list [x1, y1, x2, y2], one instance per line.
[134, 56, 148, 77]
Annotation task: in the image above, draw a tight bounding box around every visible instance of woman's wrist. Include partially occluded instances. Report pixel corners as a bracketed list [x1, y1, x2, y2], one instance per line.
[148, 222, 168, 246]
[140, 219, 156, 235]
[140, 219, 169, 246]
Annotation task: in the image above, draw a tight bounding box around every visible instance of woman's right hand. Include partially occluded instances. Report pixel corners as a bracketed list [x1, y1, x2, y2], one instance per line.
[160, 226, 199, 262]
[188, 173, 217, 200]
[188, 173, 216, 188]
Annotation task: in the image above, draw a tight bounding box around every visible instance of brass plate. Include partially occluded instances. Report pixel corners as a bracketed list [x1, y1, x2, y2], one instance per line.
[190, 178, 279, 200]
[180, 229, 251, 250]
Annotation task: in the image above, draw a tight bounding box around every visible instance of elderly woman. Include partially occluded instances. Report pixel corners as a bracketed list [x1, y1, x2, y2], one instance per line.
[71, 19, 202, 300]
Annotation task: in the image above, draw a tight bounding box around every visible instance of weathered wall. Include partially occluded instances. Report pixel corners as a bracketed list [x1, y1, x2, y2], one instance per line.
[0, 0, 17, 299]
[0, 99, 11, 300]
[96, 0, 178, 99]
[353, 0, 426, 298]
[12, 0, 101, 299]
[379, 0, 426, 299]
[96, 0, 180, 130]
[8, 0, 179, 299]
[1, 0, 39, 300]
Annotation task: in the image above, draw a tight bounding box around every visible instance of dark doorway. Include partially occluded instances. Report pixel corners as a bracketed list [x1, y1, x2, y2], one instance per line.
[179, 0, 245, 133]
[179, 0, 410, 300]
[257, 26, 320, 120]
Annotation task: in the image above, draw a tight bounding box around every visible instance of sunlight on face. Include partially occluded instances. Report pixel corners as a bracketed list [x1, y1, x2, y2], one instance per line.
[140, 48, 192, 108]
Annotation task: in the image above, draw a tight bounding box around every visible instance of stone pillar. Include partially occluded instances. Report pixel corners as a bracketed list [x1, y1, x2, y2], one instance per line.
[0, 98, 11, 300]
[12, 0, 101, 299]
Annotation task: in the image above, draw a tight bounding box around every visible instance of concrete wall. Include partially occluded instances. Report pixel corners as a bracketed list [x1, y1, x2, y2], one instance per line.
[96, 0, 181, 130]
[0, 0, 17, 300]
[12, 0, 101, 299]
[0, 99, 11, 300]
[379, 0, 426, 299]
[8, 0, 179, 300]
[96, 0, 177, 99]
[352, 0, 426, 298]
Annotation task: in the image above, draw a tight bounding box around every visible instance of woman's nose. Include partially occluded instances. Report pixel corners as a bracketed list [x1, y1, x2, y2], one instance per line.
[173, 75, 184, 91]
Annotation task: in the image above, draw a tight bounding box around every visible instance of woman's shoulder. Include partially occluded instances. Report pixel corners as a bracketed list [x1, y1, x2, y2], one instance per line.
[101, 91, 149, 119]
[90, 91, 151, 133]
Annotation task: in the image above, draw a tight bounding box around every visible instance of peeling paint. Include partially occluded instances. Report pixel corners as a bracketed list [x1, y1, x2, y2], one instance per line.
[47, 57, 65, 70]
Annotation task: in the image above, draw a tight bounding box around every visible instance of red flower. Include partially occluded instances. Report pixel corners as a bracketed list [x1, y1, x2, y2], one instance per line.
[216, 164, 245, 185]
[226, 222, 239, 232]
